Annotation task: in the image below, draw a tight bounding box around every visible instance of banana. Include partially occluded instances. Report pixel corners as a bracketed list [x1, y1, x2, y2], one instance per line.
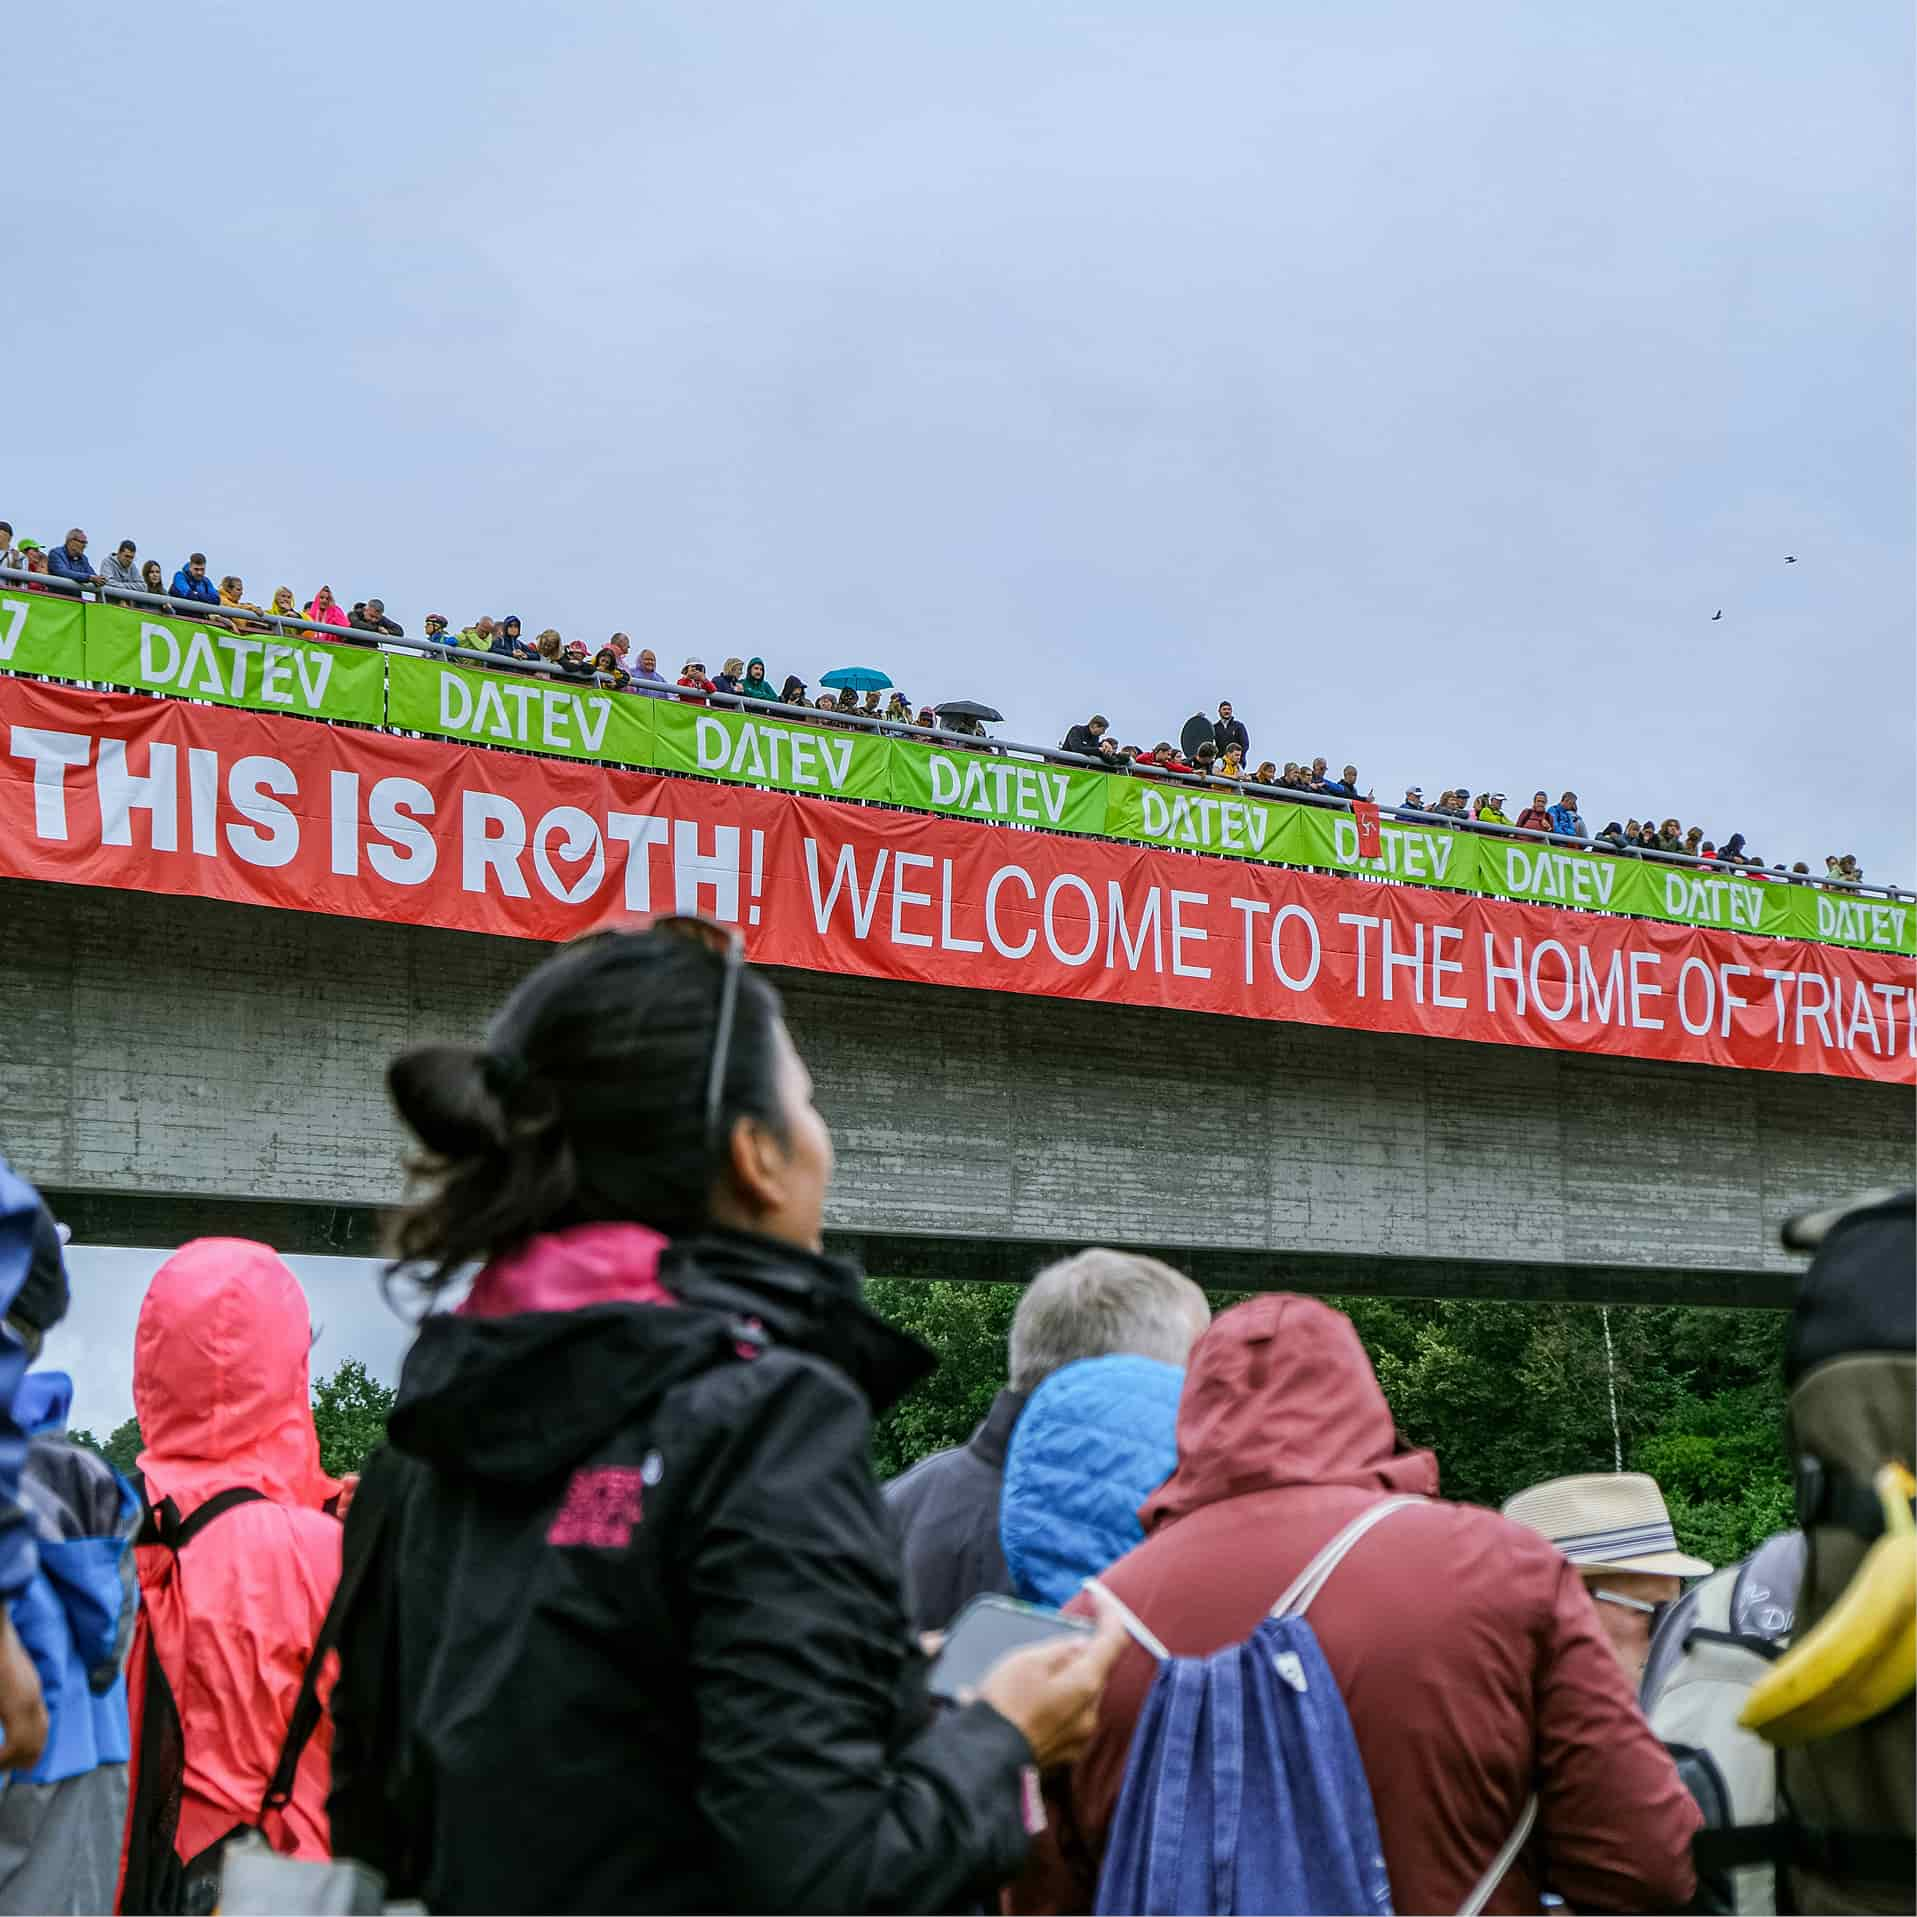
[1741, 1463, 1916, 1748]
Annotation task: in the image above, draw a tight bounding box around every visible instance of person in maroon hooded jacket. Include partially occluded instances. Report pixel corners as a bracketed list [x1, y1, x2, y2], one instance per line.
[1010, 1294, 1701, 1917]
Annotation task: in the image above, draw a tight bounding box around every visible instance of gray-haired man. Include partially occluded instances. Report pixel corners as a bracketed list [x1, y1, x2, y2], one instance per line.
[884, 1248, 1209, 1635]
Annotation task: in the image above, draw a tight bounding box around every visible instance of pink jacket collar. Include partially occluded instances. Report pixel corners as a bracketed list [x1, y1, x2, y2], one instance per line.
[458, 1223, 676, 1319]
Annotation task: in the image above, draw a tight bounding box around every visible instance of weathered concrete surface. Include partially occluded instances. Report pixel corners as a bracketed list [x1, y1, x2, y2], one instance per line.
[4, 880, 1910, 1304]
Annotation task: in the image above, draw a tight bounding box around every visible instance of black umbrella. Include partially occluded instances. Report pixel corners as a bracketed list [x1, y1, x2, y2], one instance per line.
[934, 699, 1003, 723]
[1179, 712, 1215, 761]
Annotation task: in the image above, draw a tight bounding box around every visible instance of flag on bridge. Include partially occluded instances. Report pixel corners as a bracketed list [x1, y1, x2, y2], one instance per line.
[1353, 800, 1382, 860]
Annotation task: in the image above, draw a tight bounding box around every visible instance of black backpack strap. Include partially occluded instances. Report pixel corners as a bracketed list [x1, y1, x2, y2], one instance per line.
[136, 1484, 268, 1551]
[257, 1458, 398, 1826]
[1786, 1825, 1917, 1887]
[1693, 1822, 1917, 1888]
[122, 1486, 269, 1913]
[1796, 1456, 1915, 1541]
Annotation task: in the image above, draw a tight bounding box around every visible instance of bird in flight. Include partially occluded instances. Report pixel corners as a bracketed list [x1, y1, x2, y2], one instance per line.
[1712, 609, 1723, 621]
[1785, 555, 1798, 563]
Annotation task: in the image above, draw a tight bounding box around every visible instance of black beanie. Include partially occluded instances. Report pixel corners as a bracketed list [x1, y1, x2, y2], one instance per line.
[1785, 1189, 1915, 1387]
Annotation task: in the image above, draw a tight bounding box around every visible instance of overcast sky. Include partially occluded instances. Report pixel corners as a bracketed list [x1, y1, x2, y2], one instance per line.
[14, 1, 1911, 882]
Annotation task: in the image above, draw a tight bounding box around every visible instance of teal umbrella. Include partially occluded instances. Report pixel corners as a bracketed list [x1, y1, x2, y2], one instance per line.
[821, 666, 893, 692]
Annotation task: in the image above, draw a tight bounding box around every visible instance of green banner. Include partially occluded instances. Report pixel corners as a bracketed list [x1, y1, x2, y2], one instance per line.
[388, 653, 654, 766]
[1776, 883, 1914, 955]
[1102, 777, 1292, 861]
[1615, 856, 1792, 939]
[1476, 837, 1645, 916]
[892, 742, 1112, 833]
[651, 700, 890, 800]
[1284, 803, 1480, 887]
[0, 592, 85, 678]
[85, 601, 383, 724]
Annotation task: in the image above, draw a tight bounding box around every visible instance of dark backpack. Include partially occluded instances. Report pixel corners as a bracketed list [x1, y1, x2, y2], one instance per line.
[120, 1487, 268, 1916]
[1642, 1532, 1803, 1914]
[1678, 1192, 1917, 1915]
[119, 1478, 394, 1916]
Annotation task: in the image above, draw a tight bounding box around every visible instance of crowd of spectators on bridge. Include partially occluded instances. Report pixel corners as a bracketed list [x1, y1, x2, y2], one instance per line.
[0, 921, 1903, 1912]
[0, 515, 1883, 889]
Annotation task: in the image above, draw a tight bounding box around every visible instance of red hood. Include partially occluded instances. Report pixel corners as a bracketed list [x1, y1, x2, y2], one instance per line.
[134, 1238, 340, 1513]
[458, 1222, 675, 1319]
[1140, 1294, 1436, 1532]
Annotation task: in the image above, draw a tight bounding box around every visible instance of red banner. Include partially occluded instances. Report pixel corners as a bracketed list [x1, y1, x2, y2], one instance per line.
[3, 681, 1910, 1083]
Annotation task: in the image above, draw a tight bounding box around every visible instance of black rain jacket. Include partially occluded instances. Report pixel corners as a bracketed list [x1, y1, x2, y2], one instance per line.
[329, 1227, 1036, 1914]
[885, 1388, 1025, 1635]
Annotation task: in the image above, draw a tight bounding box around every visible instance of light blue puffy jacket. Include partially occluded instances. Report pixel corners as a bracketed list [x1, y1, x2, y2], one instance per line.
[999, 1354, 1184, 1608]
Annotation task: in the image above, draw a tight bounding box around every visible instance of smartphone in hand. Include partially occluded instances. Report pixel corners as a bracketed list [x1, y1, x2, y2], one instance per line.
[927, 1594, 1095, 1701]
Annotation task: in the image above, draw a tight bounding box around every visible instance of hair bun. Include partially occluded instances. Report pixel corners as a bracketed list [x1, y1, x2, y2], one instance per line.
[388, 1044, 510, 1159]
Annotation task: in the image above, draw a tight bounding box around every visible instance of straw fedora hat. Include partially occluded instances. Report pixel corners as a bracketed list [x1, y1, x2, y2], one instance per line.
[1501, 1472, 1711, 1579]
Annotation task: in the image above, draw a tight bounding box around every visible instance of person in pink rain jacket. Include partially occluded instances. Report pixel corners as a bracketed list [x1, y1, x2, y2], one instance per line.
[116, 1240, 343, 1912]
[302, 585, 350, 633]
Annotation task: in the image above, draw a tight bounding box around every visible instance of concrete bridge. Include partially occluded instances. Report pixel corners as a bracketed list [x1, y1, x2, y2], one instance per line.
[4, 879, 1910, 1306]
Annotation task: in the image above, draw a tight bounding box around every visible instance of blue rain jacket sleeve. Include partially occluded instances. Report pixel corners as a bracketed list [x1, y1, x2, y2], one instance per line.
[0, 1163, 43, 1606]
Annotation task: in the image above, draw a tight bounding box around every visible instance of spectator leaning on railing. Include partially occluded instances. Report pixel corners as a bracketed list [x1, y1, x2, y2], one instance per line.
[218, 577, 270, 634]
[305, 585, 349, 631]
[139, 560, 166, 597]
[1061, 714, 1108, 757]
[1515, 790, 1553, 834]
[46, 530, 101, 590]
[0, 523, 20, 574]
[1548, 790, 1586, 838]
[100, 540, 140, 590]
[350, 598, 404, 639]
[171, 554, 220, 607]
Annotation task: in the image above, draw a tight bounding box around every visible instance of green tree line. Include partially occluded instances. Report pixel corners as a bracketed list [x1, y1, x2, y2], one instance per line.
[67, 1293, 1794, 1567]
[864, 1282, 1792, 1567]
[70, 1356, 398, 1482]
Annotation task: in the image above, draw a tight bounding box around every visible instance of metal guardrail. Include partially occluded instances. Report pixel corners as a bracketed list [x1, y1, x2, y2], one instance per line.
[2, 567, 1904, 899]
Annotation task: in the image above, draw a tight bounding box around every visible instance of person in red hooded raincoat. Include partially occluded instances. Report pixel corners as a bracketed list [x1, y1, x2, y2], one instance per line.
[116, 1240, 342, 1910]
[1009, 1294, 1701, 1917]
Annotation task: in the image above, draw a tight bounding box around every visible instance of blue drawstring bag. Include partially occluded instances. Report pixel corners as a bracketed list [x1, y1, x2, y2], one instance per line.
[1090, 1495, 1536, 1917]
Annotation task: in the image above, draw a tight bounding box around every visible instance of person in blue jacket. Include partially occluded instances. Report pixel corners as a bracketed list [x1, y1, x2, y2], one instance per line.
[0, 1372, 137, 1914]
[168, 553, 221, 607]
[43, 531, 101, 592]
[0, 1172, 136, 1912]
[999, 1353, 1185, 1608]
[0, 1166, 53, 1789]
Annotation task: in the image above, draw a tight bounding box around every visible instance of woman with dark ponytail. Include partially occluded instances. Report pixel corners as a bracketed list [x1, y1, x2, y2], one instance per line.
[329, 922, 1124, 1914]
